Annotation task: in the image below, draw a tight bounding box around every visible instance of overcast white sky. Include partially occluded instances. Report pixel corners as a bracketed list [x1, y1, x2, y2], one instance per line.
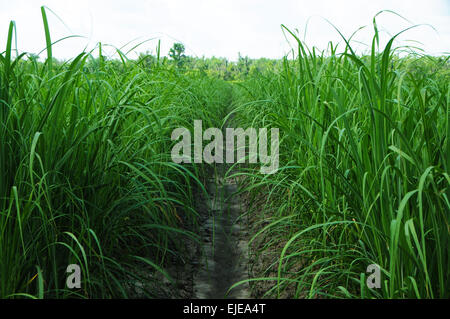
[1, 0, 449, 61]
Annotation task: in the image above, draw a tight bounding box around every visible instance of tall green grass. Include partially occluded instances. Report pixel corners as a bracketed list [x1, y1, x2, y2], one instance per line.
[0, 7, 230, 298]
[232, 13, 448, 298]
[1, 7, 447, 299]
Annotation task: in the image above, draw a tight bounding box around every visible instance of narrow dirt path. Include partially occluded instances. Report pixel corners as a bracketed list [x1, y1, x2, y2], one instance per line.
[127, 88, 252, 299]
[193, 164, 250, 298]
[192, 92, 251, 298]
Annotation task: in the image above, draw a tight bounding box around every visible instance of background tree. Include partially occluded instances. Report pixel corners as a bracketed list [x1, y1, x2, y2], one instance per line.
[169, 42, 186, 68]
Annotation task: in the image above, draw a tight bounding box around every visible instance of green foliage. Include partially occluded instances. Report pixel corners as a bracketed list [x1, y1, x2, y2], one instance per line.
[168, 42, 186, 68]
[231, 20, 449, 299]
[0, 7, 448, 300]
[0, 7, 230, 298]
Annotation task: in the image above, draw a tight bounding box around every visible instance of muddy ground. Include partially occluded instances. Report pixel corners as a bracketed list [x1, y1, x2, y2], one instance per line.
[125, 165, 252, 299]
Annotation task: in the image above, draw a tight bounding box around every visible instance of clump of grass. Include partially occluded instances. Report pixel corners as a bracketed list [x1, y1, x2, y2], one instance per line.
[232, 12, 449, 298]
[0, 7, 230, 298]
